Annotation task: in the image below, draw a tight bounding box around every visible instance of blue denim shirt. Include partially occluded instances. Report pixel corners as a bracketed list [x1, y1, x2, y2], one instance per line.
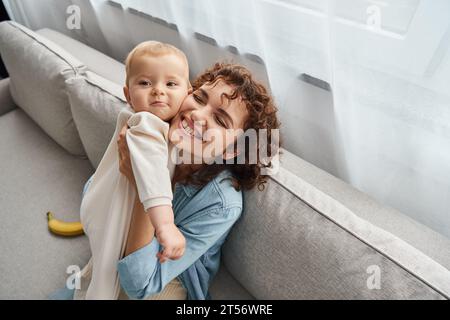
[117, 169, 243, 300]
[50, 169, 243, 300]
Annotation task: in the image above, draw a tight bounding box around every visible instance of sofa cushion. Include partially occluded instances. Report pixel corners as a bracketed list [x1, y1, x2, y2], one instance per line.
[209, 263, 255, 300]
[0, 108, 93, 299]
[0, 21, 86, 156]
[223, 149, 450, 299]
[66, 71, 127, 168]
[36, 28, 126, 86]
[0, 78, 16, 116]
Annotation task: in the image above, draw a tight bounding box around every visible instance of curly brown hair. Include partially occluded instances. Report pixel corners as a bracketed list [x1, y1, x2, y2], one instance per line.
[179, 62, 281, 191]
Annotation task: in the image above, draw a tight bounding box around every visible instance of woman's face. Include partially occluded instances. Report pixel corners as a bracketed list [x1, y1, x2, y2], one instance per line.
[169, 80, 249, 163]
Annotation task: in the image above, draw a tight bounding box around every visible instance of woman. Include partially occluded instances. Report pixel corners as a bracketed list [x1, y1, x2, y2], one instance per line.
[55, 62, 280, 300]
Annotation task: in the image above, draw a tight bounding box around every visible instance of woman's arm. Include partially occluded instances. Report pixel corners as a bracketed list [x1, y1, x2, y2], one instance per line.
[118, 124, 154, 256]
[124, 195, 155, 257]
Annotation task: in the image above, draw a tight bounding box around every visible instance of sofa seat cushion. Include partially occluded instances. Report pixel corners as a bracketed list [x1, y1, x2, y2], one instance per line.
[0, 109, 93, 299]
[209, 263, 255, 300]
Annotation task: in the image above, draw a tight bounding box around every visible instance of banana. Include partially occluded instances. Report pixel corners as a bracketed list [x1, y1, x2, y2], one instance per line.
[47, 211, 84, 237]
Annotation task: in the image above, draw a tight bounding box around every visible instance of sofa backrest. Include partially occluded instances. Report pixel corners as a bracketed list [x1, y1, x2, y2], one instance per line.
[66, 72, 126, 168]
[0, 21, 86, 156]
[36, 28, 126, 86]
[33, 27, 128, 168]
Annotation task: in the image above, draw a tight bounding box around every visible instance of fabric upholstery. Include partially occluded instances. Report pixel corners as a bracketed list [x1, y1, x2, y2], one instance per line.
[223, 150, 450, 299]
[0, 109, 93, 299]
[36, 28, 126, 86]
[0, 78, 16, 116]
[0, 21, 86, 156]
[66, 72, 126, 168]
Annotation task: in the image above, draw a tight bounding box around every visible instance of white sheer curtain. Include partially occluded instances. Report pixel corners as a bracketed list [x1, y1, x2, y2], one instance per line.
[3, 0, 450, 239]
[324, 0, 450, 240]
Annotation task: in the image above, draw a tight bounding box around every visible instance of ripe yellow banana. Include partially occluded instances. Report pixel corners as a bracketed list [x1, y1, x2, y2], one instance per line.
[47, 211, 84, 237]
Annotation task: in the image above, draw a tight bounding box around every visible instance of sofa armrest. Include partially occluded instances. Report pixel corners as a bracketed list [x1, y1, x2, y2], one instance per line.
[0, 78, 16, 116]
[224, 149, 450, 299]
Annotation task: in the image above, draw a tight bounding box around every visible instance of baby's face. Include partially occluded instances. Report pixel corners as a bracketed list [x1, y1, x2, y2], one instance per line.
[124, 53, 190, 121]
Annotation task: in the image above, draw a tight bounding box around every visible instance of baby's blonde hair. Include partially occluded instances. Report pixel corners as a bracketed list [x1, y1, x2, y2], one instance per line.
[125, 41, 189, 86]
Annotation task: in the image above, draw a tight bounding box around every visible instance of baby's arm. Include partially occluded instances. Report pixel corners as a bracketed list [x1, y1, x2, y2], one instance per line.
[121, 113, 185, 262]
[146, 205, 186, 263]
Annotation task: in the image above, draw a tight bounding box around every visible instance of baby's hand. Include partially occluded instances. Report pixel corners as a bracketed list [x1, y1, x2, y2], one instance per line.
[155, 223, 186, 263]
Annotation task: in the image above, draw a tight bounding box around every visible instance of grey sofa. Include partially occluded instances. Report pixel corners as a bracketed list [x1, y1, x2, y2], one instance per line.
[0, 20, 449, 300]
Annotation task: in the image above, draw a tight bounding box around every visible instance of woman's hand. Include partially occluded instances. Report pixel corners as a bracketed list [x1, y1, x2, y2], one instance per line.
[117, 124, 137, 189]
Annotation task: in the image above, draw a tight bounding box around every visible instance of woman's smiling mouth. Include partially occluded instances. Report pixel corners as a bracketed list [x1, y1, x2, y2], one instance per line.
[179, 116, 203, 141]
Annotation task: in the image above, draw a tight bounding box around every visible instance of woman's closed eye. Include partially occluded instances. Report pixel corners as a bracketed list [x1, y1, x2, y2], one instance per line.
[214, 114, 227, 128]
[193, 93, 205, 104]
[192, 92, 227, 127]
